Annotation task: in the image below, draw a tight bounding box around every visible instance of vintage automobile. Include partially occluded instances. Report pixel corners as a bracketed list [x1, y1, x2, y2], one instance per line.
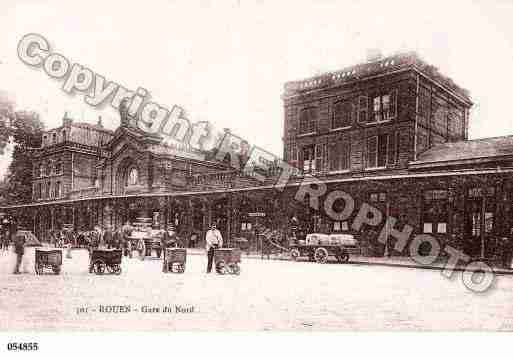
[289, 233, 358, 264]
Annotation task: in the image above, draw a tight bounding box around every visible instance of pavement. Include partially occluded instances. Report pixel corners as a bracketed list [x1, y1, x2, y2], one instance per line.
[2, 246, 513, 330]
[185, 248, 513, 275]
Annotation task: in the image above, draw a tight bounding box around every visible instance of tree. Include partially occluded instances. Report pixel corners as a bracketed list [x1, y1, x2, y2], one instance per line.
[2, 110, 44, 204]
[0, 90, 15, 155]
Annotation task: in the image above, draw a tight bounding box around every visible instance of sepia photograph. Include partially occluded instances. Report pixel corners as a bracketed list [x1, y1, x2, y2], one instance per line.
[1, 0, 513, 356]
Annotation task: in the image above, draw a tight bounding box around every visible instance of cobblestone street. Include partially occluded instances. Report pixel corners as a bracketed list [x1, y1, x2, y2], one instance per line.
[1, 248, 513, 331]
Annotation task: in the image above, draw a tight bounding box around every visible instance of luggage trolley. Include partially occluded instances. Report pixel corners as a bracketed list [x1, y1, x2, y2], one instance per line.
[35, 248, 63, 275]
[162, 248, 186, 273]
[214, 248, 241, 275]
[89, 249, 123, 275]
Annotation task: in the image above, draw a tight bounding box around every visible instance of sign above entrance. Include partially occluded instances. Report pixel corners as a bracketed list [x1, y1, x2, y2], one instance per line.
[248, 212, 266, 217]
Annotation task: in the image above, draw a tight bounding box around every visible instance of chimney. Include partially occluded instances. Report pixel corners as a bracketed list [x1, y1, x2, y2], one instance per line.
[366, 48, 383, 62]
[97, 116, 103, 128]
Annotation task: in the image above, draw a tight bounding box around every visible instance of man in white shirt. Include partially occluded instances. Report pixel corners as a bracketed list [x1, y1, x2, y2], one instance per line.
[205, 224, 223, 273]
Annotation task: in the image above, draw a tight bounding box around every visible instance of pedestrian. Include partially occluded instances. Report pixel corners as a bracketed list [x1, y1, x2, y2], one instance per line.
[136, 237, 146, 259]
[162, 225, 178, 259]
[114, 228, 123, 249]
[189, 231, 198, 248]
[121, 221, 133, 257]
[13, 231, 25, 274]
[104, 225, 113, 249]
[205, 224, 223, 273]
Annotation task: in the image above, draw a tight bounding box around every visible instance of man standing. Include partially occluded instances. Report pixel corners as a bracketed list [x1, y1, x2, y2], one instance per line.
[205, 224, 223, 273]
[13, 231, 25, 274]
[104, 225, 113, 249]
[121, 221, 133, 257]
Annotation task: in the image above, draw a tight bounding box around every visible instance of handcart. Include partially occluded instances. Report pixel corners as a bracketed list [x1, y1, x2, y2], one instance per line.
[35, 248, 62, 275]
[214, 248, 241, 275]
[162, 248, 186, 273]
[89, 249, 122, 275]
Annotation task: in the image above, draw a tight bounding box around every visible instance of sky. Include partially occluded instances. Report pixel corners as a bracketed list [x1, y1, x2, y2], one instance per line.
[1, 0, 513, 178]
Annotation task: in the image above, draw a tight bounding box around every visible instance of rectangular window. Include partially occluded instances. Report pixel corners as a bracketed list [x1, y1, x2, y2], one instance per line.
[332, 100, 352, 129]
[366, 136, 378, 168]
[422, 189, 449, 234]
[377, 134, 388, 167]
[370, 192, 387, 203]
[299, 107, 318, 134]
[55, 181, 61, 198]
[357, 96, 368, 123]
[302, 145, 316, 173]
[329, 141, 350, 172]
[371, 91, 397, 123]
[241, 222, 252, 231]
[366, 135, 390, 169]
[315, 143, 325, 172]
[45, 182, 51, 198]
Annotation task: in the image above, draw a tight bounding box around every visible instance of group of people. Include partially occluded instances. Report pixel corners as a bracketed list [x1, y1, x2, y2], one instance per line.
[0, 231, 10, 251]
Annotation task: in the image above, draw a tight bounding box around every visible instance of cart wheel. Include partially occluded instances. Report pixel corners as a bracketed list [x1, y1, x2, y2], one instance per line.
[93, 260, 106, 275]
[113, 264, 122, 275]
[178, 264, 185, 273]
[231, 263, 241, 275]
[314, 247, 329, 264]
[290, 249, 300, 261]
[216, 261, 226, 274]
[52, 265, 61, 275]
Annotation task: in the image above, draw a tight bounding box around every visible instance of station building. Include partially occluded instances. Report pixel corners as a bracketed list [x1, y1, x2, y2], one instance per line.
[3, 51, 513, 258]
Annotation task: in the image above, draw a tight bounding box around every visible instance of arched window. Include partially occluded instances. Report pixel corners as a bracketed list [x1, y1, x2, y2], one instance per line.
[127, 167, 138, 186]
[62, 130, 66, 142]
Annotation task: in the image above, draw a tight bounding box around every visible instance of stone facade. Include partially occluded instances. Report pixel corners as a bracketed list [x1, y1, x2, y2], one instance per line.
[4, 51, 513, 259]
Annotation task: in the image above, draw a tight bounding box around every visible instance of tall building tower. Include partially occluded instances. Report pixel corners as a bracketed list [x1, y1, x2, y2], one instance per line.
[282, 51, 472, 177]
